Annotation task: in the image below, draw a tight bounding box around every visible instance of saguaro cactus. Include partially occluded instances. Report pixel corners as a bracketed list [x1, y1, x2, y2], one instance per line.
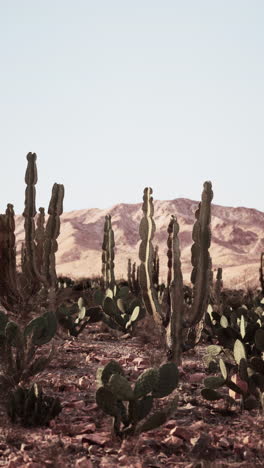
[101, 215, 116, 291]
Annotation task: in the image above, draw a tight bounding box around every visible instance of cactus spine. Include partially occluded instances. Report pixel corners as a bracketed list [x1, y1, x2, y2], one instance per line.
[102, 215, 116, 291]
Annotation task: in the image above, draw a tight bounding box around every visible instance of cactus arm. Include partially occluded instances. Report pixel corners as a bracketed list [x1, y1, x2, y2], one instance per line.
[166, 216, 184, 364]
[138, 188, 162, 327]
[188, 181, 213, 326]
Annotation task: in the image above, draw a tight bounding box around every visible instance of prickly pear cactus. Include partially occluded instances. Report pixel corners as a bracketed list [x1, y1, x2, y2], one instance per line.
[90, 285, 145, 333]
[0, 310, 57, 391]
[96, 359, 178, 437]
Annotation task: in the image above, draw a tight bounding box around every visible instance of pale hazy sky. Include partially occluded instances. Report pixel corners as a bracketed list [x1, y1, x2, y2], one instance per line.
[0, 1, 263, 214]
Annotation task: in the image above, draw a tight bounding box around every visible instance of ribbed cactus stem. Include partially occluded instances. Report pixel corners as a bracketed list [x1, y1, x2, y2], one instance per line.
[102, 215, 116, 290]
[166, 215, 184, 364]
[188, 181, 213, 326]
[43, 183, 64, 288]
[138, 188, 163, 327]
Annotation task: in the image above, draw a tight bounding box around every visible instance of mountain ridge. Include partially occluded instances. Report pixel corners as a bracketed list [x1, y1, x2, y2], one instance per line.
[14, 198, 264, 289]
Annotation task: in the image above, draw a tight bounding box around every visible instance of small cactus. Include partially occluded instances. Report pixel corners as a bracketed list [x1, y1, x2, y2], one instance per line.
[7, 383, 61, 426]
[96, 359, 178, 437]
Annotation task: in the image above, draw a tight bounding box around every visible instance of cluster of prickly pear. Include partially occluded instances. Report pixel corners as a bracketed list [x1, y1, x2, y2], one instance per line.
[202, 336, 264, 410]
[56, 299, 102, 337]
[202, 294, 264, 410]
[204, 298, 264, 351]
[96, 359, 179, 437]
[0, 309, 57, 390]
[7, 383, 61, 426]
[90, 285, 145, 333]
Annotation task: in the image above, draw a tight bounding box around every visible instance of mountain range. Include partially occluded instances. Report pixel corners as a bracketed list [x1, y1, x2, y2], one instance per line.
[14, 198, 264, 289]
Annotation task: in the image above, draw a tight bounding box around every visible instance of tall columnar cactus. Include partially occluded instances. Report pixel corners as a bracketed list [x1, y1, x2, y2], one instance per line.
[166, 216, 184, 364]
[214, 267, 223, 307]
[127, 258, 132, 291]
[138, 188, 163, 328]
[138, 183, 213, 361]
[43, 183, 64, 288]
[23, 154, 64, 291]
[102, 215, 116, 291]
[129, 261, 140, 295]
[188, 181, 213, 326]
[23, 152, 43, 287]
[260, 252, 264, 295]
[20, 242, 27, 274]
[5, 204, 18, 294]
[0, 204, 19, 307]
[35, 207, 45, 275]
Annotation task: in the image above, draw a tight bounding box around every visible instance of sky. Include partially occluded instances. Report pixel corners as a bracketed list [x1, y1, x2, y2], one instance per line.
[0, 1, 263, 214]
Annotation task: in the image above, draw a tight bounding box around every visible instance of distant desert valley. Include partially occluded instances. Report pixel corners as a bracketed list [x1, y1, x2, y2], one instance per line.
[14, 198, 264, 289]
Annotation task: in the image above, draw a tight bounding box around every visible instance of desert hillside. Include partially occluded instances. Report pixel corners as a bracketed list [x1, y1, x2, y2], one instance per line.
[14, 198, 264, 289]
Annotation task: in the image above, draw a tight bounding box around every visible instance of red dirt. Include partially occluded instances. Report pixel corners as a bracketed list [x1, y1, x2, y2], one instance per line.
[0, 322, 263, 468]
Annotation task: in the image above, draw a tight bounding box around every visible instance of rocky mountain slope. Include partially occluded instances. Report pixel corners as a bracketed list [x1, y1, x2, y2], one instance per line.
[14, 198, 264, 288]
